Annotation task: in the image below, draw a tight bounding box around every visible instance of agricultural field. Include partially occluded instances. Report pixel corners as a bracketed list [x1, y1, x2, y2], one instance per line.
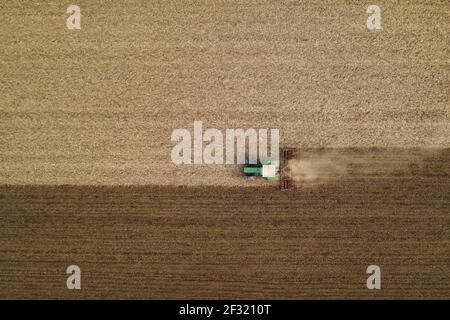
[0, 0, 448, 186]
[0, 148, 449, 299]
[0, 1, 449, 299]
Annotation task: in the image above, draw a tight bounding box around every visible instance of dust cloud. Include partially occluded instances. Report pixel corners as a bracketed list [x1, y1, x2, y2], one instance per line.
[289, 151, 349, 183]
[288, 148, 443, 184]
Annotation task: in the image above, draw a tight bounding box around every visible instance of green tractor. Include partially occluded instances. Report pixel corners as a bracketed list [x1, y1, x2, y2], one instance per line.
[243, 148, 297, 191]
[243, 159, 280, 181]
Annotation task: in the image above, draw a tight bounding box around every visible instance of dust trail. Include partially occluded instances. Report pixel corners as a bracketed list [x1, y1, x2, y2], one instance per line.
[289, 150, 350, 184]
[289, 148, 443, 184]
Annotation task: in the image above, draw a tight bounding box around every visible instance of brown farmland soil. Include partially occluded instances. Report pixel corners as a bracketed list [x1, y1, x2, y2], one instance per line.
[0, 148, 448, 299]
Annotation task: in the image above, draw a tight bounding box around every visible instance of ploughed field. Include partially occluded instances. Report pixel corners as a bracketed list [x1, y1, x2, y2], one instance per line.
[0, 148, 448, 299]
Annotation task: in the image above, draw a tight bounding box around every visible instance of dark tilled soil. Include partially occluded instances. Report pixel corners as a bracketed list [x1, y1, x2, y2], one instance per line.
[0, 149, 448, 299]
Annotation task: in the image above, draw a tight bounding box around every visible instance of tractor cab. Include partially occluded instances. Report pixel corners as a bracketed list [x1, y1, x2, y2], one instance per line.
[243, 148, 297, 191]
[243, 160, 280, 181]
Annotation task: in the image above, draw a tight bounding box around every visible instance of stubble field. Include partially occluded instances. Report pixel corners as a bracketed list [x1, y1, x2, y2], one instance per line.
[0, 0, 448, 185]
